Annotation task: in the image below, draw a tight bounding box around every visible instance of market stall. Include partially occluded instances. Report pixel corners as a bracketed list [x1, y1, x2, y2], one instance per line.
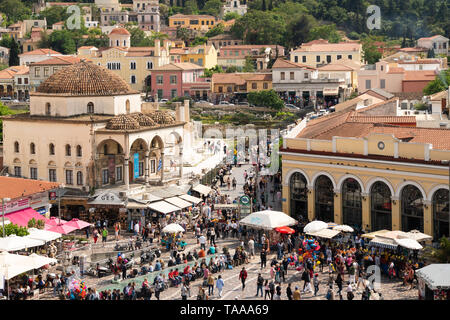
[306, 228, 341, 239]
[164, 197, 193, 210]
[147, 201, 182, 215]
[192, 184, 212, 197]
[179, 194, 203, 205]
[416, 264, 450, 300]
[0, 235, 45, 252]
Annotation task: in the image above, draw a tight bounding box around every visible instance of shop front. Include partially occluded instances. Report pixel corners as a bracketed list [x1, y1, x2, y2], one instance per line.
[87, 191, 127, 229]
[417, 264, 450, 300]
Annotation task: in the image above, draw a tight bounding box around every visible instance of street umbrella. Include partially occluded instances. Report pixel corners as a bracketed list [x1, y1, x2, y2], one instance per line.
[162, 223, 185, 234]
[64, 218, 92, 230]
[0, 251, 37, 280]
[28, 253, 57, 269]
[395, 238, 423, 250]
[46, 223, 77, 235]
[46, 217, 68, 226]
[0, 234, 45, 252]
[274, 226, 295, 234]
[303, 220, 328, 234]
[239, 210, 297, 230]
[27, 228, 61, 242]
[333, 225, 354, 233]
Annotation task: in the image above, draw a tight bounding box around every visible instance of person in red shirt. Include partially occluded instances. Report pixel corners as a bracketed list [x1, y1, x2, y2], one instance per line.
[168, 270, 176, 286]
[239, 267, 248, 291]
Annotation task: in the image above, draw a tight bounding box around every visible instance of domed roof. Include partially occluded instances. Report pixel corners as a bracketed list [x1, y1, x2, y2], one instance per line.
[36, 61, 138, 96]
[130, 113, 157, 127]
[146, 110, 176, 124]
[109, 27, 130, 36]
[106, 114, 140, 130]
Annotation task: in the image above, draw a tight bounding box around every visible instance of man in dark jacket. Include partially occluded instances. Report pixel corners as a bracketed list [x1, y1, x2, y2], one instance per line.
[256, 273, 264, 297]
[260, 249, 267, 269]
[286, 283, 293, 300]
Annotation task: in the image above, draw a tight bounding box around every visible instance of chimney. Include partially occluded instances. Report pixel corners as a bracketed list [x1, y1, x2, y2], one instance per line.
[155, 39, 161, 57]
[163, 39, 170, 55]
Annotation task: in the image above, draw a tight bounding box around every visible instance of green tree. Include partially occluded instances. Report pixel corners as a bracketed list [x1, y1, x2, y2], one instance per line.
[361, 37, 382, 64]
[423, 70, 450, 95]
[308, 24, 342, 43]
[203, 65, 223, 77]
[0, 0, 32, 24]
[201, 0, 221, 17]
[242, 56, 255, 72]
[0, 223, 29, 237]
[38, 6, 70, 27]
[190, 36, 208, 46]
[127, 26, 154, 47]
[8, 38, 20, 66]
[205, 23, 224, 38]
[176, 27, 191, 43]
[427, 48, 435, 58]
[48, 30, 76, 54]
[225, 65, 239, 73]
[247, 90, 284, 110]
[0, 102, 14, 140]
[184, 0, 199, 14]
[284, 14, 315, 49]
[224, 12, 240, 21]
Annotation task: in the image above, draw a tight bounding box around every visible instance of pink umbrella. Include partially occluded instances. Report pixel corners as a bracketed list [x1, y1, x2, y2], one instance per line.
[46, 217, 68, 226]
[46, 223, 77, 235]
[64, 218, 91, 230]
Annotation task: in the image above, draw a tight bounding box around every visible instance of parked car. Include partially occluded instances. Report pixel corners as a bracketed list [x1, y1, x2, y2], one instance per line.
[238, 101, 249, 107]
[196, 100, 213, 106]
[159, 99, 168, 103]
[285, 104, 299, 110]
[219, 101, 234, 106]
[0, 96, 12, 101]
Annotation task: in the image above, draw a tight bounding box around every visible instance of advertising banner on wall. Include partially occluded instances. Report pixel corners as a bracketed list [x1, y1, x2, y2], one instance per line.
[134, 153, 139, 179]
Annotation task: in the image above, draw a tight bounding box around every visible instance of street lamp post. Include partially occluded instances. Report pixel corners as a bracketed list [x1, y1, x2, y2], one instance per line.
[58, 184, 65, 226]
[2, 197, 11, 237]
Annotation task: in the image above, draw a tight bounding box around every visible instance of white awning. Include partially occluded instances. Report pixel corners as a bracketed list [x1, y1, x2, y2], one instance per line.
[323, 87, 339, 96]
[369, 236, 398, 249]
[179, 194, 203, 204]
[306, 228, 341, 239]
[192, 184, 212, 196]
[88, 192, 125, 206]
[126, 200, 148, 209]
[164, 197, 193, 209]
[147, 201, 181, 214]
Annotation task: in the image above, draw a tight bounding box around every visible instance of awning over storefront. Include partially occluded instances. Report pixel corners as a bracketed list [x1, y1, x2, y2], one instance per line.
[147, 201, 181, 214]
[126, 200, 148, 209]
[88, 192, 125, 206]
[179, 194, 203, 204]
[323, 87, 339, 96]
[164, 197, 193, 209]
[138, 193, 162, 203]
[192, 184, 212, 196]
[306, 228, 341, 239]
[5, 208, 49, 227]
[369, 236, 398, 249]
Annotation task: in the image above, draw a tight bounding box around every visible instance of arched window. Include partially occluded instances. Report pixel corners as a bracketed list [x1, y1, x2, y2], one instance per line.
[45, 103, 51, 115]
[103, 144, 108, 155]
[65, 144, 71, 156]
[401, 185, 424, 232]
[125, 99, 130, 114]
[342, 178, 362, 229]
[370, 182, 392, 231]
[87, 102, 94, 114]
[76, 145, 82, 157]
[76, 171, 83, 185]
[49, 143, 55, 155]
[30, 143, 35, 154]
[147, 61, 153, 69]
[315, 175, 334, 222]
[14, 141, 19, 153]
[432, 189, 449, 240]
[289, 172, 308, 222]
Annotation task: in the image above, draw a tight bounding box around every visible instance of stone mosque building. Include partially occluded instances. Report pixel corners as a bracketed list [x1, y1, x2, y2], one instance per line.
[2, 61, 191, 193]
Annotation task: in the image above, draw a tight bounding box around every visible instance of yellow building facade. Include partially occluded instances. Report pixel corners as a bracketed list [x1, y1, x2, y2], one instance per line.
[180, 44, 218, 69]
[168, 14, 216, 31]
[281, 115, 450, 240]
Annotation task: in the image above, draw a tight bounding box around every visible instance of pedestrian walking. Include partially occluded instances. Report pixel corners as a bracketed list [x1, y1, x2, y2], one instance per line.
[256, 273, 264, 297]
[239, 267, 247, 291]
[313, 273, 320, 296]
[216, 275, 225, 298]
[286, 283, 293, 300]
[207, 274, 214, 296]
[346, 282, 354, 300]
[93, 228, 99, 244]
[181, 282, 189, 300]
[248, 237, 255, 257]
[293, 286, 301, 300]
[101, 227, 108, 246]
[260, 249, 267, 269]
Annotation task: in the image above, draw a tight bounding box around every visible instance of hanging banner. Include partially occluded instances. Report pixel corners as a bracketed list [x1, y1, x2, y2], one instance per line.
[157, 158, 162, 172]
[108, 155, 116, 183]
[134, 153, 139, 179]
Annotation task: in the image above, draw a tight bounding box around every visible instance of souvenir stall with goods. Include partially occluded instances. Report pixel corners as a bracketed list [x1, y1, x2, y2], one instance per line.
[87, 192, 127, 229]
[416, 264, 450, 300]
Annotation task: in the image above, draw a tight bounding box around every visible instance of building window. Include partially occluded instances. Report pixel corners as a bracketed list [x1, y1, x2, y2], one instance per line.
[30, 167, 38, 180]
[65, 144, 71, 156]
[227, 86, 232, 93]
[76, 145, 82, 157]
[14, 166, 21, 177]
[326, 55, 331, 63]
[131, 75, 136, 84]
[263, 82, 268, 89]
[316, 55, 320, 62]
[289, 172, 308, 221]
[365, 79, 371, 89]
[130, 61, 136, 69]
[252, 83, 257, 89]
[139, 161, 144, 176]
[171, 89, 177, 98]
[102, 169, 109, 184]
[337, 55, 342, 60]
[218, 86, 223, 93]
[294, 56, 298, 63]
[304, 72, 308, 79]
[14, 141, 19, 153]
[157, 89, 163, 99]
[342, 178, 362, 228]
[24, 78, 28, 84]
[302, 56, 306, 63]
[44, 67, 49, 77]
[156, 75, 163, 84]
[348, 55, 352, 60]
[170, 75, 177, 84]
[18, 78, 22, 84]
[380, 79, 386, 89]
[380, 65, 384, 71]
[290, 72, 294, 80]
[30, 143, 35, 154]
[116, 166, 123, 181]
[65, 169, 73, 185]
[87, 102, 94, 114]
[45, 103, 51, 115]
[76, 171, 83, 185]
[103, 144, 108, 155]
[49, 143, 55, 155]
[432, 189, 449, 240]
[35, 67, 40, 77]
[280, 72, 285, 80]
[315, 175, 334, 222]
[147, 61, 153, 69]
[401, 185, 424, 232]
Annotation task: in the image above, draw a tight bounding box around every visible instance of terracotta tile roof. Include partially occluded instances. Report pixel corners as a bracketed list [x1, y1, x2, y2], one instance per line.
[31, 56, 83, 66]
[272, 59, 316, 70]
[398, 59, 441, 64]
[403, 70, 437, 81]
[245, 73, 272, 81]
[212, 73, 246, 85]
[294, 42, 361, 53]
[362, 89, 394, 100]
[429, 90, 448, 101]
[418, 35, 449, 41]
[78, 46, 97, 50]
[170, 48, 185, 55]
[333, 97, 363, 112]
[109, 27, 131, 36]
[53, 21, 64, 25]
[125, 47, 157, 57]
[169, 14, 215, 19]
[399, 47, 428, 52]
[0, 176, 60, 200]
[392, 92, 424, 100]
[355, 97, 399, 113]
[19, 48, 61, 56]
[348, 115, 416, 124]
[387, 67, 405, 74]
[0, 65, 29, 79]
[298, 109, 355, 139]
[302, 39, 329, 46]
[318, 63, 353, 71]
